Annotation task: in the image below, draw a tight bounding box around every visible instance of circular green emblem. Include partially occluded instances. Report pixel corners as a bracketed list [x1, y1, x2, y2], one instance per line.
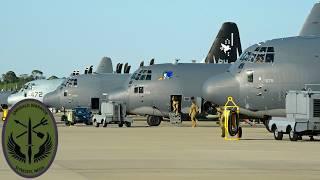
[2, 99, 58, 178]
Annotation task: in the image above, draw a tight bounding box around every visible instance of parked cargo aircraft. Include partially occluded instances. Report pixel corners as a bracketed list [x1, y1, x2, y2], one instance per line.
[7, 57, 113, 105]
[107, 22, 242, 126]
[43, 22, 242, 126]
[7, 79, 64, 105]
[43, 60, 131, 110]
[202, 3, 320, 125]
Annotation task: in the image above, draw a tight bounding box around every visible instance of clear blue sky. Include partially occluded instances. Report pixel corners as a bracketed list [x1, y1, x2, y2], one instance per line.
[0, 0, 317, 77]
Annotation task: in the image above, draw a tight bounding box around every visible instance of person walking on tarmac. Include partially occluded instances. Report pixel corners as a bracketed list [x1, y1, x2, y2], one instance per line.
[189, 97, 199, 128]
[216, 106, 225, 137]
[172, 96, 180, 115]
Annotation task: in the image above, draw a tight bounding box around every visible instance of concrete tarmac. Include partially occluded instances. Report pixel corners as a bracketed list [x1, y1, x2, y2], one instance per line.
[1, 119, 320, 180]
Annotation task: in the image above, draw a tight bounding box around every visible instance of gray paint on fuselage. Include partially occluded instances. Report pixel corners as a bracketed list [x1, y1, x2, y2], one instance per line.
[109, 63, 230, 118]
[44, 73, 130, 109]
[202, 36, 320, 118]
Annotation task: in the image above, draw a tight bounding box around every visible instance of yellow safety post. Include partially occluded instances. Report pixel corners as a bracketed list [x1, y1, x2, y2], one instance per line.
[1, 105, 8, 121]
[224, 96, 240, 141]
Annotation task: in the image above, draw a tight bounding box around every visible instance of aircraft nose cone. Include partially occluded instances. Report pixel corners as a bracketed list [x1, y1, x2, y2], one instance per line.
[7, 94, 19, 106]
[43, 91, 60, 108]
[202, 72, 240, 106]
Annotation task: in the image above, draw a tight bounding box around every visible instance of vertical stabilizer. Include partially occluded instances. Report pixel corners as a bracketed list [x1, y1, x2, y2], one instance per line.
[95, 57, 113, 74]
[299, 3, 320, 36]
[205, 22, 242, 64]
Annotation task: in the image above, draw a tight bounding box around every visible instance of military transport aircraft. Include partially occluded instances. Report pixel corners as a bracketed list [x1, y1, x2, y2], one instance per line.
[7, 79, 64, 106]
[107, 22, 243, 126]
[202, 3, 320, 125]
[43, 22, 242, 126]
[7, 57, 113, 106]
[43, 60, 131, 111]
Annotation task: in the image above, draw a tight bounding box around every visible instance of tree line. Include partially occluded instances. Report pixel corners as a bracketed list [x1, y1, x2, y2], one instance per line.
[0, 70, 58, 91]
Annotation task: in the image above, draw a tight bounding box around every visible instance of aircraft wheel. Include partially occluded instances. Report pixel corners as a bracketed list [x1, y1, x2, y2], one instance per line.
[273, 126, 283, 140]
[125, 122, 132, 127]
[146, 116, 151, 125]
[103, 121, 108, 127]
[288, 127, 298, 141]
[118, 123, 124, 127]
[147, 116, 162, 126]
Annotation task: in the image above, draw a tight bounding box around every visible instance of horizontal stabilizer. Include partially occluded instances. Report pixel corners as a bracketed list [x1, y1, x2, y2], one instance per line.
[300, 3, 320, 36]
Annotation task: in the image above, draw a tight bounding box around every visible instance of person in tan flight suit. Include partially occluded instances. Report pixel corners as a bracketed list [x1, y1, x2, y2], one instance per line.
[216, 106, 225, 137]
[172, 96, 180, 115]
[189, 97, 199, 128]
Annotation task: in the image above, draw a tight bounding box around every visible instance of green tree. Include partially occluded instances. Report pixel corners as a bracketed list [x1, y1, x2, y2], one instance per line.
[47, 75, 58, 80]
[31, 70, 45, 80]
[2, 71, 19, 83]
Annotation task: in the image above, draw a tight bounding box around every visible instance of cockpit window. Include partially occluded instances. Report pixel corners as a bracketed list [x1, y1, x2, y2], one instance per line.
[255, 54, 265, 63]
[146, 75, 151, 80]
[240, 47, 275, 63]
[139, 74, 146, 80]
[267, 47, 274, 52]
[132, 69, 152, 81]
[65, 78, 78, 87]
[265, 53, 274, 63]
[131, 73, 137, 80]
[259, 47, 267, 52]
[135, 74, 141, 80]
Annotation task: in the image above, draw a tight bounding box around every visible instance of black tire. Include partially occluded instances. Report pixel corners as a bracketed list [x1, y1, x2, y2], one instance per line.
[263, 119, 272, 132]
[288, 127, 298, 141]
[273, 126, 283, 140]
[93, 119, 99, 127]
[147, 116, 162, 126]
[146, 116, 151, 125]
[65, 121, 71, 126]
[310, 136, 315, 141]
[61, 115, 67, 122]
[85, 121, 92, 125]
[237, 127, 242, 138]
[125, 122, 132, 127]
[103, 121, 108, 127]
[118, 123, 124, 127]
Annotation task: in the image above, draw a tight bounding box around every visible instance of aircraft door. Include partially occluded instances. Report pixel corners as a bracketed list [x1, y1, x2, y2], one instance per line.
[244, 65, 271, 110]
[170, 95, 182, 113]
[91, 98, 100, 110]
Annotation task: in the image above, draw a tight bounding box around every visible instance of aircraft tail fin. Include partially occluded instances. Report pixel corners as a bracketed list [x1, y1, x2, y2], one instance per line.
[95, 57, 113, 74]
[299, 3, 320, 36]
[205, 22, 242, 64]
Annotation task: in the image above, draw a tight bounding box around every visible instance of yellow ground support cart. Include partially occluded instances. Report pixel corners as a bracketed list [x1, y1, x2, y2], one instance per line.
[223, 97, 242, 140]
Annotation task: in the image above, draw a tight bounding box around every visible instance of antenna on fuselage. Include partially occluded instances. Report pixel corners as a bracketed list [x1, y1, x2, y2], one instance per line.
[116, 63, 123, 73]
[88, 65, 93, 74]
[84, 67, 89, 74]
[140, 61, 144, 67]
[149, 58, 155, 65]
